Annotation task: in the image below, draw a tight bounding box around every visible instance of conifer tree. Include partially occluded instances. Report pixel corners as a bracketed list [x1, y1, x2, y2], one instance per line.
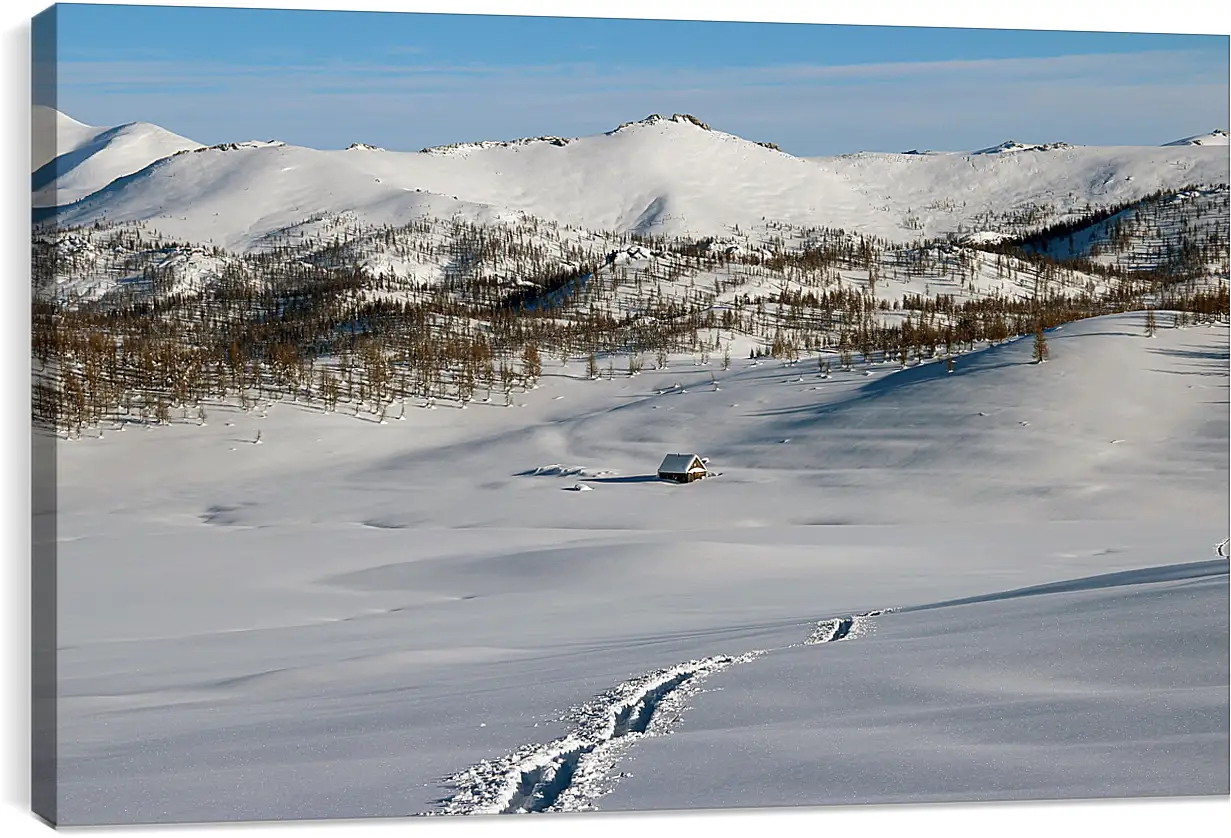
[1032, 325, 1049, 363]
[522, 343, 542, 383]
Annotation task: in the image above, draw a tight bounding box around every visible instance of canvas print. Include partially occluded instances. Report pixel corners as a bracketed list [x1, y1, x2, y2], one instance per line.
[30, 1, 1230, 827]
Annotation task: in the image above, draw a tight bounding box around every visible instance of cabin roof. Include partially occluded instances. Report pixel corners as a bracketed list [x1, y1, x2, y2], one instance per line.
[658, 453, 705, 473]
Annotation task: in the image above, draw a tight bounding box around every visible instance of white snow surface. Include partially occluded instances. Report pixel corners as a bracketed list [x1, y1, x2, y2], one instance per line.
[52, 312, 1229, 824]
[40, 111, 1230, 248]
[605, 560, 1228, 810]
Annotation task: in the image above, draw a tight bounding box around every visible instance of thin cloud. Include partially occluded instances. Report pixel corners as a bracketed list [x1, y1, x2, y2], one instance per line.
[53, 48, 1227, 154]
[56, 47, 1222, 93]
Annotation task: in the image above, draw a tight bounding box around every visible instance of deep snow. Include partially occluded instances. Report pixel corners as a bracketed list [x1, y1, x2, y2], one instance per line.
[50, 312, 1229, 824]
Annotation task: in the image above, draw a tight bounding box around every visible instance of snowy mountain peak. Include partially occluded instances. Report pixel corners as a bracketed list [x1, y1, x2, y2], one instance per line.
[610, 113, 713, 134]
[1163, 129, 1229, 147]
[346, 142, 386, 152]
[406, 114, 717, 155]
[33, 104, 91, 132]
[33, 112, 204, 207]
[972, 140, 1073, 155]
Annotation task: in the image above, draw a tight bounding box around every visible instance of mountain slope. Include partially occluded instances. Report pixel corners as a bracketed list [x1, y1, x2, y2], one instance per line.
[47, 113, 873, 247]
[817, 142, 1229, 239]
[33, 109, 202, 208]
[46, 141, 508, 249]
[339, 113, 874, 237]
[1164, 129, 1229, 147]
[32, 105, 104, 171]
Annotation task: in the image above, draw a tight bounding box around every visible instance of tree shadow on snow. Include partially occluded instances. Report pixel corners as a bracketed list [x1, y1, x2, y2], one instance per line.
[746, 353, 1019, 420]
[1146, 345, 1230, 363]
[1148, 368, 1227, 378]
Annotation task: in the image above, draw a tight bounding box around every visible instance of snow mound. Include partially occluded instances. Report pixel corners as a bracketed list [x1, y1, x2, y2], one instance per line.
[523, 464, 617, 478]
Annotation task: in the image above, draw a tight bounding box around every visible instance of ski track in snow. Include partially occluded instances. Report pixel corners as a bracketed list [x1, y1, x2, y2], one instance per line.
[429, 653, 763, 815]
[430, 609, 893, 815]
[430, 556, 1223, 817]
[802, 610, 891, 645]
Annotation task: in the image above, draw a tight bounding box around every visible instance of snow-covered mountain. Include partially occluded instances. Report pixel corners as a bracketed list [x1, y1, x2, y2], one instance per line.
[32, 105, 102, 170]
[38, 110, 1230, 249]
[33, 107, 203, 209]
[815, 142, 1227, 239]
[45, 139, 512, 249]
[43, 112, 871, 248]
[1163, 129, 1229, 147]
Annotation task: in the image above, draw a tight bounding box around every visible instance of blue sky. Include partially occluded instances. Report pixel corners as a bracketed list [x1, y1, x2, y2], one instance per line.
[41, 2, 1230, 155]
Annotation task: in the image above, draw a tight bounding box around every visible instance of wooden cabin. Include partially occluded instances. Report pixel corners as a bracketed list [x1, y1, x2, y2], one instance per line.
[658, 453, 708, 483]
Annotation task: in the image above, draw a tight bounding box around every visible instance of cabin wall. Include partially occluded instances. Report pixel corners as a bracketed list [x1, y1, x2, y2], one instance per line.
[658, 471, 705, 483]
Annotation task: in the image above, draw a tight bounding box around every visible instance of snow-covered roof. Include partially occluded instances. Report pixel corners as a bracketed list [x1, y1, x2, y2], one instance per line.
[658, 453, 705, 473]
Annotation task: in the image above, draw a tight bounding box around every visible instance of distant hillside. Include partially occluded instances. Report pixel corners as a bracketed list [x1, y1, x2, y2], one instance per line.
[1163, 129, 1229, 147]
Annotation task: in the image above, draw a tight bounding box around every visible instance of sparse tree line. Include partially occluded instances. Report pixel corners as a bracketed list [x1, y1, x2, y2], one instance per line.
[33, 189, 1229, 438]
[33, 247, 721, 437]
[974, 185, 1228, 286]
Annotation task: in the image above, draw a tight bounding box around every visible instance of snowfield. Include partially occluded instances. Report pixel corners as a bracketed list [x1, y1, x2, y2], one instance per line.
[50, 312, 1229, 824]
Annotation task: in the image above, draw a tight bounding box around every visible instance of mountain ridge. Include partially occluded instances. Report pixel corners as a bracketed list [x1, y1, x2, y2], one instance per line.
[35, 109, 1231, 251]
